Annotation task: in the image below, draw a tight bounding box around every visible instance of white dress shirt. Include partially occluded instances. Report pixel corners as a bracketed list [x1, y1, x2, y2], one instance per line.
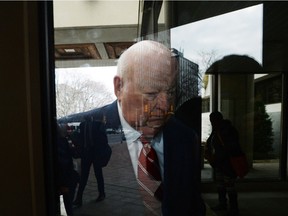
[117, 102, 164, 179]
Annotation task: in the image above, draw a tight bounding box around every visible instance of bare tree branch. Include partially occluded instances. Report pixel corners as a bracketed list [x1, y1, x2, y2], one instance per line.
[56, 74, 114, 118]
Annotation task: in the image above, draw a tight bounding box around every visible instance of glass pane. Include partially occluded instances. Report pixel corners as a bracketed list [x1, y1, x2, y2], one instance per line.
[170, 4, 273, 181]
[253, 74, 282, 178]
[54, 1, 204, 216]
[219, 73, 281, 179]
[54, 2, 143, 215]
[53, 2, 287, 216]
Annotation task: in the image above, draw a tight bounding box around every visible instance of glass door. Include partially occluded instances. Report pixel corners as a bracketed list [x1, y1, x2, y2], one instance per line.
[219, 72, 282, 179]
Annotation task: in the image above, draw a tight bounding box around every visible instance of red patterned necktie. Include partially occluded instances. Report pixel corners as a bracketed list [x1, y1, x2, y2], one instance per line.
[137, 135, 163, 215]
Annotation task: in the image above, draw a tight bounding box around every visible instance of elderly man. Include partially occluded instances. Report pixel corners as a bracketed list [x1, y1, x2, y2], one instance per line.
[59, 40, 205, 216]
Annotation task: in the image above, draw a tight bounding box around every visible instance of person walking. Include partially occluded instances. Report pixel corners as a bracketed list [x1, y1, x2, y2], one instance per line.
[73, 119, 111, 207]
[57, 124, 79, 216]
[205, 111, 242, 216]
[60, 40, 206, 215]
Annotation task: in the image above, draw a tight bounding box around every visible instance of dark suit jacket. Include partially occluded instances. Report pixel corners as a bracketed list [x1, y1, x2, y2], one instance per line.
[59, 100, 206, 216]
[78, 120, 111, 167]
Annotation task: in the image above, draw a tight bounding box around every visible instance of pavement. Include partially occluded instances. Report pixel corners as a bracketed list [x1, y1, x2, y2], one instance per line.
[59, 135, 288, 216]
[203, 191, 288, 216]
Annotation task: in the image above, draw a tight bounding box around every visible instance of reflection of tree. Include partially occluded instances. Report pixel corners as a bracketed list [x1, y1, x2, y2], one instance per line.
[175, 49, 221, 109]
[56, 77, 114, 118]
[253, 101, 274, 159]
[198, 50, 220, 90]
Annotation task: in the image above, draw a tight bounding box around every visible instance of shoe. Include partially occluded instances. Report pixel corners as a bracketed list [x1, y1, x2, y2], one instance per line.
[211, 204, 227, 211]
[95, 193, 105, 202]
[73, 199, 82, 207]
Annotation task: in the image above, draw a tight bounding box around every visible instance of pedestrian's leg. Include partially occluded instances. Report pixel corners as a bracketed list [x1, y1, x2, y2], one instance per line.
[70, 170, 80, 205]
[73, 157, 91, 207]
[63, 192, 73, 216]
[212, 185, 227, 210]
[227, 178, 239, 216]
[212, 171, 227, 211]
[93, 164, 105, 202]
[56, 196, 61, 216]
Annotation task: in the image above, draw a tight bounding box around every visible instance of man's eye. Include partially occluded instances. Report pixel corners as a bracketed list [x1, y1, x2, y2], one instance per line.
[144, 93, 157, 100]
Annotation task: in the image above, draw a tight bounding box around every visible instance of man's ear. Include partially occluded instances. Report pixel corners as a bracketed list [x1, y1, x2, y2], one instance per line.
[113, 76, 122, 99]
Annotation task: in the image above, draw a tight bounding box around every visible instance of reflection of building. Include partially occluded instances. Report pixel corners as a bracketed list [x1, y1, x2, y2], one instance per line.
[255, 74, 282, 157]
[203, 71, 282, 159]
[171, 49, 202, 136]
[53, 1, 151, 68]
[172, 49, 199, 110]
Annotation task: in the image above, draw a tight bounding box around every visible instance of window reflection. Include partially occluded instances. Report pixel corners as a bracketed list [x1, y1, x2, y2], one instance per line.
[169, 4, 275, 181]
[53, 1, 285, 216]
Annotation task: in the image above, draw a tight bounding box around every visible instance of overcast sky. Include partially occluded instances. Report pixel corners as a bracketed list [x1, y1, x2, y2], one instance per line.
[171, 4, 263, 71]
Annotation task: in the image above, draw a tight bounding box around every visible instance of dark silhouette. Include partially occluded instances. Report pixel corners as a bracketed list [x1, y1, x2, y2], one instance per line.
[73, 119, 111, 207]
[175, 97, 202, 135]
[205, 111, 242, 216]
[57, 124, 79, 216]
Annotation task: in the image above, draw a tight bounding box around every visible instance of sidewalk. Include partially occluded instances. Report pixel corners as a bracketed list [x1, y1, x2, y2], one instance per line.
[203, 191, 288, 216]
[59, 137, 288, 216]
[61, 135, 216, 216]
[61, 169, 216, 216]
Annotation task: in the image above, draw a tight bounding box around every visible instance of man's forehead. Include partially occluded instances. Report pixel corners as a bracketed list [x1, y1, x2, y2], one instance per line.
[133, 70, 176, 90]
[133, 53, 171, 68]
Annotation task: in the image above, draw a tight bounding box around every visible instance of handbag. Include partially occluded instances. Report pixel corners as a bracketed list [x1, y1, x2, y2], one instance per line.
[230, 153, 249, 178]
[217, 132, 249, 178]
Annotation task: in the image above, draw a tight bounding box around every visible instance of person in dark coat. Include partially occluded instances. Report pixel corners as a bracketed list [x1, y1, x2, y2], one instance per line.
[73, 119, 111, 207]
[57, 124, 79, 216]
[205, 111, 242, 216]
[59, 40, 206, 216]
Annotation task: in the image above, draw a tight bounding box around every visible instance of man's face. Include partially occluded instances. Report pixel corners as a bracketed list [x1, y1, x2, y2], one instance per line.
[115, 52, 177, 136]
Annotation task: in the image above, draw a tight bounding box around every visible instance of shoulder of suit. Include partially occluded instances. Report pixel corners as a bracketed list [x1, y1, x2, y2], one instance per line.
[165, 116, 197, 134]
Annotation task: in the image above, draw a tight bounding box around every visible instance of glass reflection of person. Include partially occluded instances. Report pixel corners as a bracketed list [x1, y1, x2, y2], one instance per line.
[205, 111, 242, 216]
[204, 54, 262, 216]
[59, 40, 206, 216]
[73, 118, 110, 207]
[113, 40, 205, 216]
[114, 40, 177, 142]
